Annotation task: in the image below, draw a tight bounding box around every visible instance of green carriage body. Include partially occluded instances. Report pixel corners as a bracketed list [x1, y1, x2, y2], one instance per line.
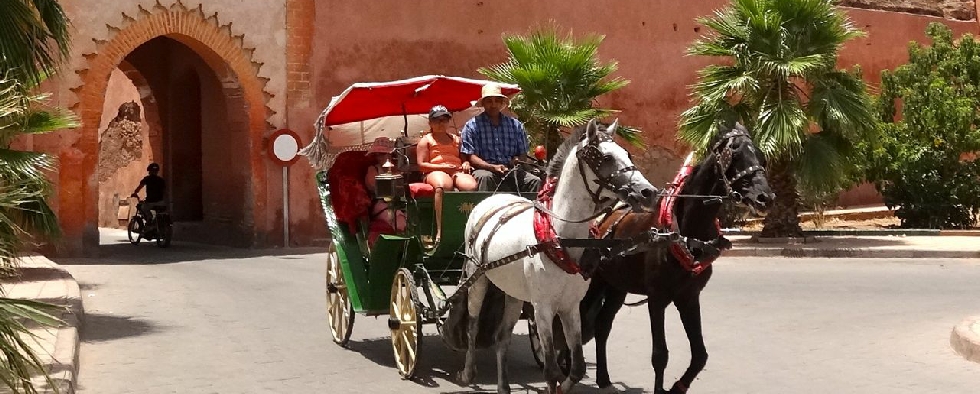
[318, 170, 533, 315]
[310, 75, 540, 378]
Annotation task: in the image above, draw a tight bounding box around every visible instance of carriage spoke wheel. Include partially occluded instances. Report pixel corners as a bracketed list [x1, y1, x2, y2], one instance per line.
[389, 268, 421, 379]
[325, 244, 354, 347]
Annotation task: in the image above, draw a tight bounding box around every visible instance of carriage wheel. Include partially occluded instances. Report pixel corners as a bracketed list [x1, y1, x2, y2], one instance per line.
[389, 268, 421, 379]
[325, 243, 354, 347]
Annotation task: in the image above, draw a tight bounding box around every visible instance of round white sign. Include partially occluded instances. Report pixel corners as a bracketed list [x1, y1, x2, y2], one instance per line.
[272, 133, 299, 163]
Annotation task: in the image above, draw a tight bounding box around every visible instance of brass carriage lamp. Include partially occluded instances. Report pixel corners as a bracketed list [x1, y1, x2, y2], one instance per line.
[374, 154, 405, 201]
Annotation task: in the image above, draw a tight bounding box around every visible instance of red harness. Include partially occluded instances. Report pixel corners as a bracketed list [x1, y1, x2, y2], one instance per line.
[533, 177, 581, 275]
[657, 164, 720, 275]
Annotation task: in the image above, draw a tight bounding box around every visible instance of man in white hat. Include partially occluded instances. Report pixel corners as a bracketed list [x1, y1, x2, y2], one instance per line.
[460, 83, 540, 192]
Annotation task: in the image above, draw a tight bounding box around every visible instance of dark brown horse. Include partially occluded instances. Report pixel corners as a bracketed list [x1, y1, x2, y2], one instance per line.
[579, 123, 773, 393]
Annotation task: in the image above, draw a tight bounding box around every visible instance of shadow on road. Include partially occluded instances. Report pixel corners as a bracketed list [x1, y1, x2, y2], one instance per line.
[343, 333, 643, 393]
[51, 229, 326, 266]
[81, 313, 165, 343]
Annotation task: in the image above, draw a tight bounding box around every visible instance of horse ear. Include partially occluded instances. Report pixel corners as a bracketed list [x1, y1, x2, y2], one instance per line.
[607, 119, 620, 137]
[585, 118, 599, 141]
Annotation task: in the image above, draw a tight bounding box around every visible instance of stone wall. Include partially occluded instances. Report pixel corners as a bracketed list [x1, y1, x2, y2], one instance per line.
[96, 70, 151, 228]
[839, 0, 976, 20]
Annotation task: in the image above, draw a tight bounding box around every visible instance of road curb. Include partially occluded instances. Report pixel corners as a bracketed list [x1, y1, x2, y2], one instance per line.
[14, 255, 83, 394]
[728, 247, 980, 258]
[950, 316, 980, 364]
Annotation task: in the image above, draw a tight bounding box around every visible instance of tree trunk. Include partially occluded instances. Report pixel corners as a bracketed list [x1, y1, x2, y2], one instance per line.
[760, 158, 804, 238]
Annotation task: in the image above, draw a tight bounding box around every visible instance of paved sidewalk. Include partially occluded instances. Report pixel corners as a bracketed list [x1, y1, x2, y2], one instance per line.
[0, 255, 83, 394]
[728, 234, 980, 258]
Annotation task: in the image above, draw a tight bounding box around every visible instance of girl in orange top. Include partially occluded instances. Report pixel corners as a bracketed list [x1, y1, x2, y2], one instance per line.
[416, 105, 477, 244]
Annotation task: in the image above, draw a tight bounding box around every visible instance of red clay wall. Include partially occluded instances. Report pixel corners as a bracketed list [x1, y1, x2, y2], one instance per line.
[279, 2, 978, 243]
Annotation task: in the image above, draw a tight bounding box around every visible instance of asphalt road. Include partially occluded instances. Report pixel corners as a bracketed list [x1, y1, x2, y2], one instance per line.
[56, 230, 980, 393]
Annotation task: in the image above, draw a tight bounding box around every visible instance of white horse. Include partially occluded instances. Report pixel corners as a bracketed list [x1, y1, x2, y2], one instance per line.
[460, 119, 659, 394]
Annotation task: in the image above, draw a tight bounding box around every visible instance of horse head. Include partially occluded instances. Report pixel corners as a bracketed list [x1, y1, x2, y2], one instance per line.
[708, 122, 773, 212]
[573, 119, 659, 212]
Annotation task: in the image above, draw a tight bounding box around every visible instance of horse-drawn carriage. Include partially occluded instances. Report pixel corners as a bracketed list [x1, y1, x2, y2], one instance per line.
[301, 75, 549, 379]
[302, 75, 776, 394]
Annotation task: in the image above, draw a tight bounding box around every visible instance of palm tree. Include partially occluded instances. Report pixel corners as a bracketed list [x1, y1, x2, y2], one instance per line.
[679, 0, 876, 237]
[479, 25, 641, 155]
[0, 0, 75, 392]
[0, 0, 72, 86]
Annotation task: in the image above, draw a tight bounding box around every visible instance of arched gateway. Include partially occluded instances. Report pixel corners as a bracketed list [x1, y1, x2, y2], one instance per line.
[64, 3, 275, 256]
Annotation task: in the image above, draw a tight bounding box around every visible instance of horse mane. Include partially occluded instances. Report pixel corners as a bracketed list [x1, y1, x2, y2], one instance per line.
[546, 124, 591, 178]
[705, 120, 748, 150]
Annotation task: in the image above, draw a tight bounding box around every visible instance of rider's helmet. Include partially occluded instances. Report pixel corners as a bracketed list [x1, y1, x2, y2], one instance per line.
[147, 163, 160, 172]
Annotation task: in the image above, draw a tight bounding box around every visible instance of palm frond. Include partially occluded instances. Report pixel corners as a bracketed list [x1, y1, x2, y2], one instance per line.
[21, 107, 79, 134]
[0, 297, 64, 394]
[795, 132, 860, 194]
[0, 0, 71, 85]
[692, 65, 757, 102]
[754, 85, 806, 156]
[0, 149, 54, 182]
[481, 24, 635, 149]
[615, 125, 646, 148]
[678, 98, 743, 153]
[807, 69, 876, 139]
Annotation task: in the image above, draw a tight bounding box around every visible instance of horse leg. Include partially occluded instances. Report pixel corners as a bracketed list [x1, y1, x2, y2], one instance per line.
[459, 276, 488, 386]
[670, 296, 707, 394]
[493, 295, 524, 394]
[557, 306, 587, 393]
[648, 298, 671, 394]
[594, 287, 628, 393]
[533, 304, 562, 394]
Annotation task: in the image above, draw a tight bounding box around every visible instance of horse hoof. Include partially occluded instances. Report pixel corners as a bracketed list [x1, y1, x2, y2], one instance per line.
[668, 381, 688, 393]
[559, 378, 575, 393]
[456, 369, 475, 386]
[598, 385, 619, 394]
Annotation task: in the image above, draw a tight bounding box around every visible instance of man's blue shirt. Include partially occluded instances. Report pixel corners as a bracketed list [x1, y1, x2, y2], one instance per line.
[460, 112, 529, 165]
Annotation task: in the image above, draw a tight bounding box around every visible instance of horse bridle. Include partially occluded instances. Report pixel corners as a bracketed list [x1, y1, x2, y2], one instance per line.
[710, 129, 766, 201]
[576, 131, 642, 206]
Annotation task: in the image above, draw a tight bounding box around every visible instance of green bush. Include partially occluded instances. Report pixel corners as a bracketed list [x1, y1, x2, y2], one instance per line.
[868, 23, 980, 228]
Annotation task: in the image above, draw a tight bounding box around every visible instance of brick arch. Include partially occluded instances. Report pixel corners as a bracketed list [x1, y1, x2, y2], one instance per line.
[64, 3, 273, 255]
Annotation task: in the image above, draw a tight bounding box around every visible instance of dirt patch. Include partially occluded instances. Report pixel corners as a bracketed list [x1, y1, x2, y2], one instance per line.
[742, 216, 901, 231]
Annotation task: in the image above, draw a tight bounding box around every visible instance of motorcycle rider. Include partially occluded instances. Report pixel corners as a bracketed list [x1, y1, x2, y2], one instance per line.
[131, 163, 167, 225]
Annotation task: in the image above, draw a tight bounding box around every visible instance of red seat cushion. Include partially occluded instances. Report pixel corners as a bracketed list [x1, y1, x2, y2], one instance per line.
[409, 182, 435, 198]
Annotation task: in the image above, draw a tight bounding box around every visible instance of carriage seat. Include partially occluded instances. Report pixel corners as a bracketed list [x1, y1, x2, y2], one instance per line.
[409, 182, 435, 198]
[397, 139, 438, 198]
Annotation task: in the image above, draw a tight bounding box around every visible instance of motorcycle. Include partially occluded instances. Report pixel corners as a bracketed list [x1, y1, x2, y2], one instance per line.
[127, 197, 173, 248]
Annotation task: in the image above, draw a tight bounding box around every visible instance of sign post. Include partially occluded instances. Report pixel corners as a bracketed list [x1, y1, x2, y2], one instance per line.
[268, 129, 302, 248]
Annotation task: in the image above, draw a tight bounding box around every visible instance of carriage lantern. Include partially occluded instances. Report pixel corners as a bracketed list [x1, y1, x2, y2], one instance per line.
[374, 157, 405, 201]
